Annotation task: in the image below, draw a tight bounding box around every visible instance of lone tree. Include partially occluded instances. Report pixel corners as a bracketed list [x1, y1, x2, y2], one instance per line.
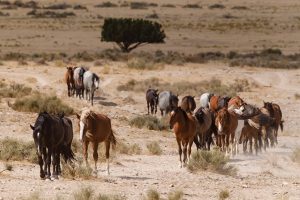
[101, 18, 166, 52]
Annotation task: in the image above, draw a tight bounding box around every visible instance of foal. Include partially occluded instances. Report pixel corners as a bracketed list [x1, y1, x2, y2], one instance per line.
[170, 107, 197, 167]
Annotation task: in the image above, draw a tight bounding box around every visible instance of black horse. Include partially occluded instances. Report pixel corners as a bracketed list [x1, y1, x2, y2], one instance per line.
[30, 112, 75, 179]
[146, 88, 159, 115]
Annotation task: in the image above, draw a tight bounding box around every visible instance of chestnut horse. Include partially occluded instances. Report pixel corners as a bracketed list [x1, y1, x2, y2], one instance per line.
[181, 96, 196, 114]
[215, 107, 238, 155]
[263, 101, 284, 145]
[76, 109, 116, 174]
[209, 95, 231, 112]
[65, 67, 75, 97]
[228, 96, 246, 111]
[170, 107, 197, 167]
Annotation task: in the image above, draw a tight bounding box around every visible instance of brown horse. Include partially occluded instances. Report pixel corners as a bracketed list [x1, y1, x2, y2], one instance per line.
[181, 96, 196, 114]
[169, 107, 197, 167]
[215, 107, 238, 155]
[146, 88, 159, 115]
[65, 67, 75, 97]
[209, 95, 231, 112]
[263, 102, 284, 145]
[76, 109, 116, 174]
[240, 120, 259, 155]
[194, 107, 213, 150]
[228, 96, 246, 111]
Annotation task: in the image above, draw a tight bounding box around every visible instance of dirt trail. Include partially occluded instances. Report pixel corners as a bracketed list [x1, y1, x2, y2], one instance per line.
[0, 63, 299, 200]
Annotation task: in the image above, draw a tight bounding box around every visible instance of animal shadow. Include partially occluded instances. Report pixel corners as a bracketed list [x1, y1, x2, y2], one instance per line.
[98, 100, 117, 107]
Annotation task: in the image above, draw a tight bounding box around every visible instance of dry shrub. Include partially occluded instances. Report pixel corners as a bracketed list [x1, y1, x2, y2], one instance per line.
[0, 11, 9, 16]
[231, 6, 249, 10]
[161, 4, 176, 8]
[127, 58, 163, 70]
[62, 157, 93, 180]
[295, 93, 300, 100]
[291, 148, 300, 164]
[0, 138, 37, 163]
[0, 82, 32, 98]
[117, 142, 142, 155]
[26, 77, 37, 84]
[145, 12, 159, 19]
[147, 141, 162, 155]
[28, 9, 75, 18]
[95, 2, 118, 8]
[182, 4, 201, 8]
[73, 186, 124, 200]
[209, 4, 225, 9]
[144, 188, 160, 200]
[54, 60, 66, 67]
[118, 78, 251, 97]
[168, 189, 183, 200]
[11, 93, 74, 115]
[219, 189, 229, 200]
[129, 115, 169, 131]
[44, 3, 71, 10]
[5, 163, 13, 171]
[74, 4, 87, 10]
[130, 2, 154, 9]
[187, 150, 237, 176]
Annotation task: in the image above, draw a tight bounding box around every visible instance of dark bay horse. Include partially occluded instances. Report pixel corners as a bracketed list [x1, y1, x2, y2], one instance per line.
[65, 67, 75, 97]
[263, 101, 284, 145]
[30, 112, 75, 179]
[146, 88, 159, 115]
[181, 96, 196, 114]
[194, 107, 213, 150]
[76, 109, 116, 174]
[169, 107, 197, 167]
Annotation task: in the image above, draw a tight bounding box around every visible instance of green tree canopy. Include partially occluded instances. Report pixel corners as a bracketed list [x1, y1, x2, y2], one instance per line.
[101, 18, 166, 52]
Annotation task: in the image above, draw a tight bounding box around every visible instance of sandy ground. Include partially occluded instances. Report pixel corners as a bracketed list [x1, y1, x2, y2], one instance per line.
[0, 62, 299, 199]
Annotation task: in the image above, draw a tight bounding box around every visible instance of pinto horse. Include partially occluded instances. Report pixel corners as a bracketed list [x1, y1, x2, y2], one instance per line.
[228, 96, 247, 112]
[215, 107, 238, 155]
[65, 67, 75, 97]
[181, 96, 196, 114]
[170, 107, 197, 167]
[30, 112, 75, 179]
[76, 109, 116, 174]
[263, 101, 284, 145]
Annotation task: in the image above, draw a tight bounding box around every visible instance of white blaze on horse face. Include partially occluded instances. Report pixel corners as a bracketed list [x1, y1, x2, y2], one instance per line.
[234, 105, 245, 115]
[218, 121, 223, 132]
[79, 121, 85, 142]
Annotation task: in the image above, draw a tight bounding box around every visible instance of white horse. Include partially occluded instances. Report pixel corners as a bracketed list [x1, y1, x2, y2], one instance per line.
[83, 71, 100, 106]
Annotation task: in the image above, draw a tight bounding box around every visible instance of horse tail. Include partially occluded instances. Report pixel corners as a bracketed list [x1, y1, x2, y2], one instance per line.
[280, 120, 284, 132]
[109, 129, 117, 150]
[60, 144, 76, 163]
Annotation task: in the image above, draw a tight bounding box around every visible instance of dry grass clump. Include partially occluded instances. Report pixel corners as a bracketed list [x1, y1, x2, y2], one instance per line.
[182, 4, 201, 9]
[0, 11, 9, 16]
[127, 58, 163, 70]
[0, 82, 32, 98]
[0, 138, 37, 163]
[95, 2, 118, 8]
[129, 115, 169, 131]
[61, 157, 93, 180]
[117, 78, 251, 97]
[73, 186, 124, 200]
[161, 4, 176, 8]
[209, 4, 225, 9]
[130, 2, 157, 9]
[117, 142, 142, 155]
[145, 12, 159, 19]
[187, 150, 237, 176]
[291, 148, 300, 164]
[231, 6, 249, 10]
[44, 3, 71, 10]
[73, 4, 87, 10]
[147, 141, 162, 155]
[144, 188, 160, 200]
[219, 189, 230, 200]
[168, 189, 183, 200]
[294, 93, 300, 100]
[11, 93, 74, 115]
[27, 9, 76, 18]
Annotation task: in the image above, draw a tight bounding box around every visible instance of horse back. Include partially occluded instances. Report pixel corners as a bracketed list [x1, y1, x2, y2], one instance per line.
[87, 114, 112, 143]
[209, 95, 220, 112]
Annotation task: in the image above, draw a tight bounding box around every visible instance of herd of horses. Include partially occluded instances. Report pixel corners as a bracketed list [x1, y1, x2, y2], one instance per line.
[146, 89, 284, 167]
[65, 66, 100, 105]
[29, 71, 283, 179]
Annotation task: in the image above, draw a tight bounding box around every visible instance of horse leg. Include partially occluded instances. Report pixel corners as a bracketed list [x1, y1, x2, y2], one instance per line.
[38, 155, 45, 179]
[67, 83, 70, 97]
[254, 133, 258, 155]
[188, 138, 193, 162]
[105, 140, 111, 175]
[91, 90, 94, 106]
[83, 140, 89, 167]
[176, 137, 182, 168]
[160, 109, 163, 117]
[92, 142, 99, 174]
[85, 89, 88, 100]
[51, 150, 58, 179]
[46, 149, 52, 179]
[147, 102, 150, 115]
[258, 132, 262, 152]
[249, 136, 253, 154]
[182, 141, 188, 166]
[225, 134, 230, 156]
[193, 133, 200, 150]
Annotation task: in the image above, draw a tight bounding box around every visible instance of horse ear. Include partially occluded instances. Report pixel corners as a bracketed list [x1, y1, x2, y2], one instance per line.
[30, 124, 35, 130]
[75, 113, 80, 119]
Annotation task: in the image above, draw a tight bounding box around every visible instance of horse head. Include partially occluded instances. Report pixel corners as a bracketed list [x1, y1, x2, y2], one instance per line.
[76, 109, 93, 142]
[169, 94, 179, 110]
[215, 108, 229, 134]
[195, 107, 205, 123]
[30, 112, 49, 156]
